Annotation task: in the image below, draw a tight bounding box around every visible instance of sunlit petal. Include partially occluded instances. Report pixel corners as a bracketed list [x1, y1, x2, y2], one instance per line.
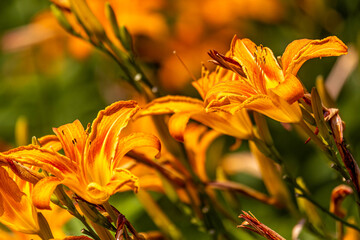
[113, 132, 161, 168]
[139, 95, 204, 116]
[32, 177, 63, 210]
[282, 36, 348, 76]
[168, 113, 192, 142]
[206, 85, 302, 123]
[53, 120, 87, 164]
[192, 110, 253, 139]
[85, 101, 140, 167]
[0, 167, 39, 234]
[0, 146, 76, 178]
[184, 124, 222, 181]
[38, 135, 62, 152]
[271, 73, 304, 104]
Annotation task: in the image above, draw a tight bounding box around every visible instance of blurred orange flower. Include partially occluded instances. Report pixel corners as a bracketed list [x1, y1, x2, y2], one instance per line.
[204, 36, 348, 122]
[158, 0, 285, 91]
[0, 101, 161, 208]
[0, 164, 75, 239]
[0, 167, 39, 234]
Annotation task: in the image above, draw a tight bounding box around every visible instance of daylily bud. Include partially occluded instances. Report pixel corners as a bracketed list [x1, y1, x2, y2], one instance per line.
[330, 113, 344, 144]
[315, 75, 336, 108]
[77, 200, 114, 230]
[311, 87, 329, 141]
[338, 143, 360, 193]
[69, 0, 106, 44]
[32, 136, 41, 146]
[330, 185, 353, 218]
[253, 112, 273, 146]
[37, 212, 54, 239]
[50, 4, 74, 34]
[104, 3, 121, 40]
[119, 26, 134, 52]
[300, 105, 316, 126]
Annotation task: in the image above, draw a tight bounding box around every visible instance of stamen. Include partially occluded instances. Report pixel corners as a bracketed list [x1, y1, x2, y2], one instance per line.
[173, 50, 197, 82]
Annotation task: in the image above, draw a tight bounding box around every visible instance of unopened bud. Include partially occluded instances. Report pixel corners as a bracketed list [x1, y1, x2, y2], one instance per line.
[32, 136, 41, 146]
[69, 0, 106, 44]
[330, 185, 353, 218]
[119, 26, 133, 52]
[37, 213, 54, 239]
[77, 200, 114, 230]
[105, 2, 121, 40]
[311, 88, 328, 138]
[50, 4, 73, 33]
[315, 75, 336, 108]
[253, 112, 273, 146]
[330, 113, 344, 144]
[300, 105, 316, 126]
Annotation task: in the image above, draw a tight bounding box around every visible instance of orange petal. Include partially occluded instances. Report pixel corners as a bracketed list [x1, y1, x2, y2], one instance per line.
[108, 168, 139, 194]
[205, 81, 302, 123]
[231, 36, 268, 93]
[184, 123, 222, 181]
[0, 145, 76, 178]
[138, 95, 204, 117]
[192, 110, 253, 139]
[192, 65, 234, 100]
[0, 167, 39, 234]
[113, 132, 161, 168]
[86, 182, 110, 204]
[204, 81, 256, 108]
[168, 113, 192, 142]
[232, 36, 284, 90]
[38, 135, 62, 152]
[32, 177, 62, 210]
[271, 73, 304, 104]
[85, 100, 140, 167]
[137, 174, 163, 192]
[53, 120, 87, 163]
[258, 47, 284, 89]
[86, 169, 139, 204]
[282, 36, 348, 76]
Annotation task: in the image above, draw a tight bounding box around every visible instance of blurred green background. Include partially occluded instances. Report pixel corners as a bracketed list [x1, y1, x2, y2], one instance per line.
[1, 0, 360, 239]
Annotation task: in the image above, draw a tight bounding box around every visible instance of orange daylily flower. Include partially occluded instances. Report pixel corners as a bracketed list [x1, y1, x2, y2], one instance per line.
[0, 166, 40, 234]
[0, 101, 161, 208]
[138, 66, 253, 142]
[204, 35, 348, 123]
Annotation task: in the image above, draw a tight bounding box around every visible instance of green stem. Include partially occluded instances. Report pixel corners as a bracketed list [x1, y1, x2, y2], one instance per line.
[297, 119, 329, 153]
[136, 189, 182, 240]
[297, 193, 360, 232]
